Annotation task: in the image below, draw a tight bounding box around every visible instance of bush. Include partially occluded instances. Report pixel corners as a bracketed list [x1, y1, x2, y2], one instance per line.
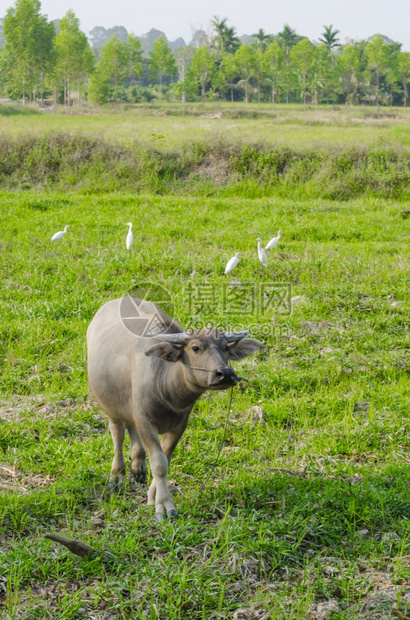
[0, 133, 408, 198]
[0, 103, 40, 116]
[127, 85, 156, 103]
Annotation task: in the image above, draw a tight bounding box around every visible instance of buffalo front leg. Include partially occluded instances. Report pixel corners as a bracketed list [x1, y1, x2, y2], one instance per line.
[147, 420, 188, 521]
[127, 423, 147, 484]
[136, 420, 182, 522]
[108, 419, 126, 490]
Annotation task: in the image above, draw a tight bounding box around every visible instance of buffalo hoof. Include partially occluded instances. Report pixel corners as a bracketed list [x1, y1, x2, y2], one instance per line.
[107, 477, 125, 494]
[132, 471, 147, 484]
[155, 509, 178, 523]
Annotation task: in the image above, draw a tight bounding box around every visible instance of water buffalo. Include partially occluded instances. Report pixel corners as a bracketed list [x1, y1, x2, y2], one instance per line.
[87, 297, 262, 521]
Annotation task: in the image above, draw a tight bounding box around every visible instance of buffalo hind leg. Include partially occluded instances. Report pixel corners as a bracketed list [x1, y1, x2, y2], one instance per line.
[108, 419, 126, 491]
[127, 423, 147, 484]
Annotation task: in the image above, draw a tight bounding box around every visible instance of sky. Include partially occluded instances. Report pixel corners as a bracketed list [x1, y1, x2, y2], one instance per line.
[1, 0, 409, 50]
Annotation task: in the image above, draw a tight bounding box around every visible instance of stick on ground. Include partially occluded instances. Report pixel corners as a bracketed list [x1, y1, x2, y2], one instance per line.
[44, 533, 101, 558]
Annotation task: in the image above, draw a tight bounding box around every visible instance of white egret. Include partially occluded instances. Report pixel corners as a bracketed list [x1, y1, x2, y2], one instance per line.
[257, 238, 268, 267]
[224, 252, 241, 275]
[51, 225, 69, 242]
[265, 230, 283, 250]
[125, 222, 133, 250]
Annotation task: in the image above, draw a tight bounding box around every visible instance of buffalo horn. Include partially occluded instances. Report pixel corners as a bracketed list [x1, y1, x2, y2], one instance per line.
[151, 332, 190, 344]
[223, 331, 249, 342]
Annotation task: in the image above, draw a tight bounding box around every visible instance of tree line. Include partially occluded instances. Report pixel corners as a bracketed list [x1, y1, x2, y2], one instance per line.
[1, 0, 410, 108]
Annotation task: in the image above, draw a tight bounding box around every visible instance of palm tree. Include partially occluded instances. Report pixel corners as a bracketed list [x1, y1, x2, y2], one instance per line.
[318, 25, 340, 104]
[224, 26, 240, 53]
[278, 24, 298, 103]
[252, 28, 271, 52]
[211, 16, 228, 54]
[319, 25, 340, 54]
[278, 24, 298, 62]
[252, 28, 271, 105]
[211, 15, 240, 54]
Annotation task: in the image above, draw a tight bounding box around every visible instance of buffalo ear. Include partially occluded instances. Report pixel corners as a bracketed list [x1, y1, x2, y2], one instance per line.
[145, 342, 184, 362]
[227, 338, 262, 360]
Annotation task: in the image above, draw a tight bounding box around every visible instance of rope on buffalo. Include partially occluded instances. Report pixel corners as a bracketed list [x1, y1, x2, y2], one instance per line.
[183, 357, 248, 491]
[199, 362, 238, 493]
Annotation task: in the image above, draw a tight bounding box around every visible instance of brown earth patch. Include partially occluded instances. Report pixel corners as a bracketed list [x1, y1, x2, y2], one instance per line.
[0, 464, 54, 493]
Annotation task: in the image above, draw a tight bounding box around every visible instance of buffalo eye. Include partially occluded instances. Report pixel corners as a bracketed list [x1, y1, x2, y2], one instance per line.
[192, 345, 200, 352]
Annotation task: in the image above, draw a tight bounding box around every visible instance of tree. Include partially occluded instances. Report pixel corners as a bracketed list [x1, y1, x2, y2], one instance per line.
[214, 52, 239, 102]
[149, 35, 177, 103]
[262, 42, 284, 107]
[125, 34, 143, 87]
[53, 10, 94, 106]
[340, 44, 362, 105]
[252, 31, 271, 104]
[89, 35, 128, 104]
[0, 18, 5, 47]
[382, 41, 401, 107]
[212, 16, 228, 54]
[174, 45, 194, 102]
[398, 51, 410, 106]
[235, 44, 257, 105]
[319, 25, 340, 54]
[35, 13, 56, 104]
[190, 45, 215, 102]
[2, 0, 55, 103]
[211, 16, 239, 54]
[277, 24, 299, 62]
[365, 35, 389, 110]
[318, 25, 340, 103]
[252, 28, 271, 52]
[290, 39, 314, 107]
[278, 24, 299, 103]
[223, 26, 240, 54]
[310, 45, 331, 105]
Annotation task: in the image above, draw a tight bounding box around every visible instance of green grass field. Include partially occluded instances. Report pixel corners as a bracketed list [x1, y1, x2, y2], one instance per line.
[0, 104, 409, 619]
[1, 102, 410, 148]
